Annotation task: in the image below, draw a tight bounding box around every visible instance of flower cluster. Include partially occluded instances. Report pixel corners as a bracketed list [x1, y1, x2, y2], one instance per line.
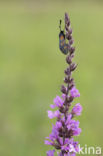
[45, 13, 82, 156]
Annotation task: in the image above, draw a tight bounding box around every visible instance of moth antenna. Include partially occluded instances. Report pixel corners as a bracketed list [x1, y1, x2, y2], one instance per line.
[59, 20, 62, 31]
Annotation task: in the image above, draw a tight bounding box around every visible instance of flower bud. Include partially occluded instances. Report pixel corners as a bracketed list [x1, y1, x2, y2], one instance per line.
[61, 85, 67, 94]
[65, 26, 69, 32]
[69, 78, 74, 83]
[69, 47, 75, 54]
[67, 20, 70, 26]
[64, 77, 69, 83]
[67, 35, 72, 40]
[69, 84, 74, 90]
[66, 55, 72, 64]
[67, 96, 74, 103]
[64, 67, 71, 75]
[70, 63, 77, 71]
[69, 39, 74, 45]
[65, 13, 70, 26]
[69, 28, 72, 34]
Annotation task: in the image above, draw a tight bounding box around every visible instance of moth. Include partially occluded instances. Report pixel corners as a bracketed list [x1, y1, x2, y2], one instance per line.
[59, 20, 69, 55]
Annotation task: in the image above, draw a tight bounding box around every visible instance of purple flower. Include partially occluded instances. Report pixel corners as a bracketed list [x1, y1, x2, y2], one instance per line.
[70, 87, 80, 98]
[61, 145, 69, 151]
[62, 93, 66, 99]
[47, 150, 55, 156]
[46, 124, 59, 143]
[67, 119, 81, 136]
[55, 121, 62, 129]
[73, 141, 79, 153]
[45, 140, 53, 145]
[47, 110, 61, 119]
[50, 96, 64, 108]
[73, 127, 81, 136]
[57, 139, 79, 155]
[59, 138, 79, 154]
[72, 103, 82, 116]
[65, 114, 72, 125]
[54, 110, 61, 118]
[70, 153, 76, 156]
[47, 111, 54, 119]
[58, 152, 63, 156]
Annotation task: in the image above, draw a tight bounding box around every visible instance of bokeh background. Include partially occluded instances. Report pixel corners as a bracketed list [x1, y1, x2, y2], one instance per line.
[0, 0, 103, 155]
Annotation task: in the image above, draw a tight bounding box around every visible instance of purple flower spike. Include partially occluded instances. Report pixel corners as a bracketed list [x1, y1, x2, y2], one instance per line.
[45, 13, 82, 156]
[70, 87, 80, 98]
[72, 103, 82, 116]
[47, 150, 55, 156]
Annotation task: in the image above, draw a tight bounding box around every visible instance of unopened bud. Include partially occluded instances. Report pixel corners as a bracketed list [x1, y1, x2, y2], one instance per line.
[69, 28, 72, 34]
[64, 77, 69, 83]
[69, 39, 74, 45]
[64, 68, 71, 75]
[67, 96, 74, 103]
[69, 84, 74, 90]
[61, 85, 67, 94]
[67, 35, 72, 40]
[66, 55, 72, 64]
[70, 63, 77, 71]
[69, 47, 75, 54]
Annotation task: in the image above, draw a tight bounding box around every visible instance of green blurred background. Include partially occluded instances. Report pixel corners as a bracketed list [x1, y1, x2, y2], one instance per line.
[0, 0, 103, 155]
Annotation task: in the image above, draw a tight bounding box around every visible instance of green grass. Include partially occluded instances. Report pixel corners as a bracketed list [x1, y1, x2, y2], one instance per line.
[0, 1, 103, 156]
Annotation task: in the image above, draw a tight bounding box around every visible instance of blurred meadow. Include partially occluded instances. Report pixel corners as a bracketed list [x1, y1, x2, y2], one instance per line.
[0, 0, 103, 155]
